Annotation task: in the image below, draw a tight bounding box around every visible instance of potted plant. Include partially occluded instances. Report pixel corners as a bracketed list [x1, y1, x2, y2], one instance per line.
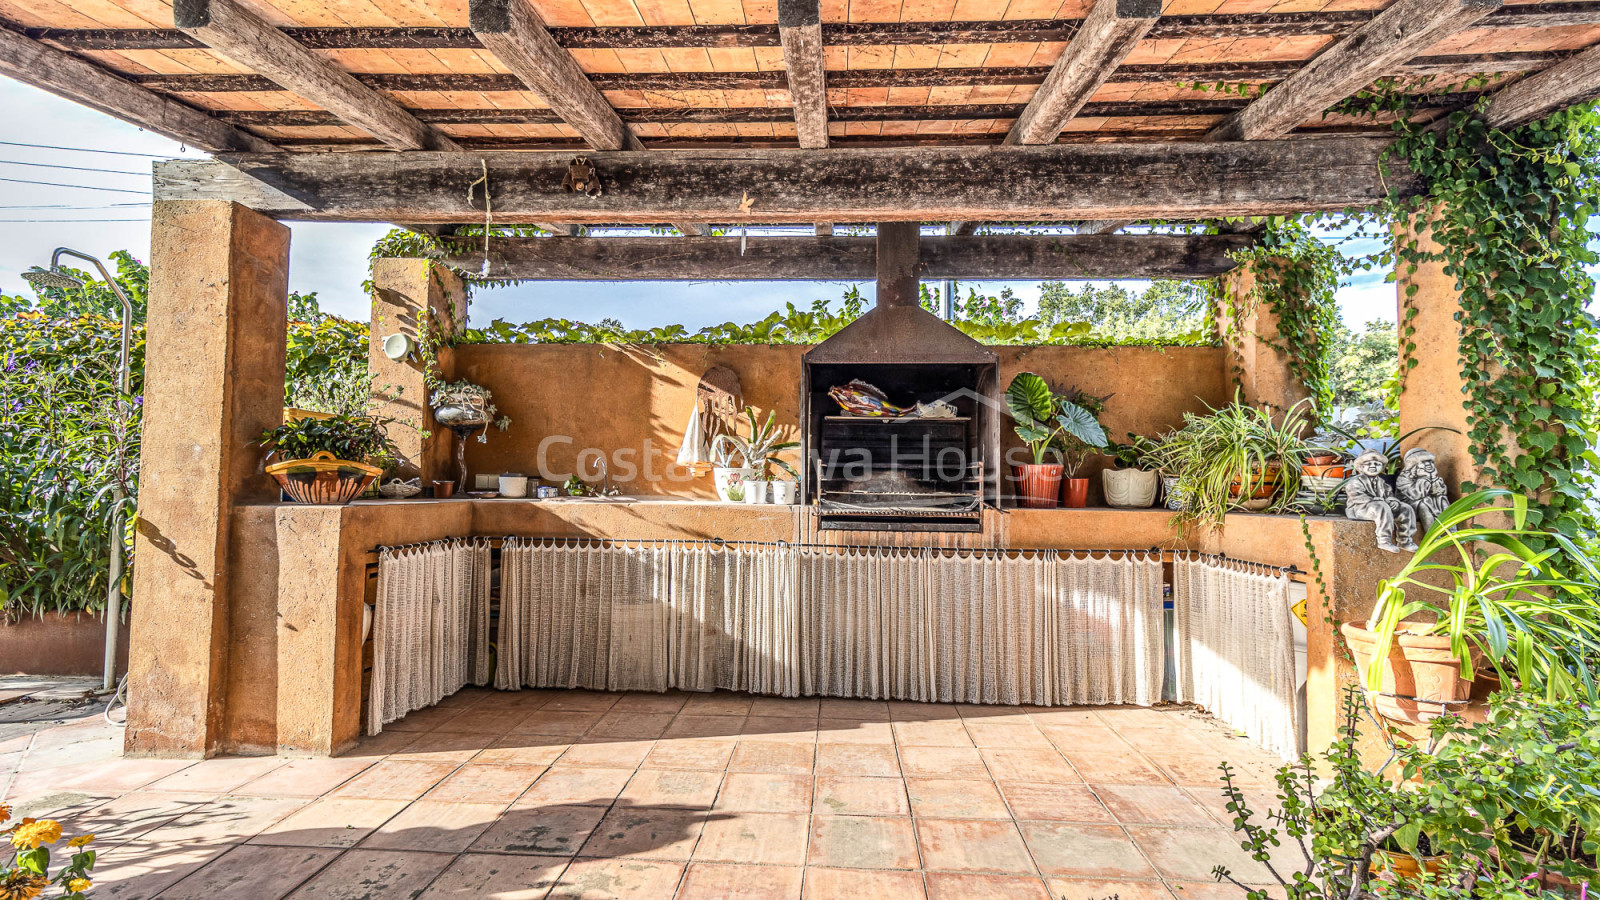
[260, 413, 398, 504]
[430, 379, 511, 492]
[1102, 434, 1162, 509]
[712, 407, 799, 503]
[1343, 489, 1600, 723]
[1160, 392, 1312, 529]
[1004, 372, 1107, 509]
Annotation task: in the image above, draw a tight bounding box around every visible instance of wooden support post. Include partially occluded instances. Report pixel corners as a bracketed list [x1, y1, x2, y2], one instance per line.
[876, 222, 923, 307]
[1006, 0, 1161, 146]
[779, 0, 828, 149]
[369, 259, 467, 485]
[1480, 43, 1600, 129]
[125, 201, 290, 757]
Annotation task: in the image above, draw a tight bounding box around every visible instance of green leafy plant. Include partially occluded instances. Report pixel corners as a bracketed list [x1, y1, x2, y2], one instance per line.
[1107, 434, 1164, 471]
[259, 414, 400, 468]
[712, 408, 799, 479]
[1004, 373, 1109, 474]
[1363, 489, 1600, 702]
[2, 804, 99, 899]
[1158, 392, 1315, 530]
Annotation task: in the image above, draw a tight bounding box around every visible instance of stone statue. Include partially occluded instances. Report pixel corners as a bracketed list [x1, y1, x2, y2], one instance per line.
[1396, 447, 1449, 534]
[1344, 450, 1419, 553]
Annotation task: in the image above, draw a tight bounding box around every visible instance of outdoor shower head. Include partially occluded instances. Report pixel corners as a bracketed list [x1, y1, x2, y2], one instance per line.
[20, 265, 84, 291]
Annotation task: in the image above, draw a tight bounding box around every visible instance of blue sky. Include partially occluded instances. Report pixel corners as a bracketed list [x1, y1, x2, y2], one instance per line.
[0, 76, 1591, 333]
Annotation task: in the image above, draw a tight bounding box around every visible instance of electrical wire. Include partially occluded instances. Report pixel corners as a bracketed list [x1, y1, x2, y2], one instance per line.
[0, 158, 150, 177]
[0, 140, 186, 158]
[0, 176, 149, 194]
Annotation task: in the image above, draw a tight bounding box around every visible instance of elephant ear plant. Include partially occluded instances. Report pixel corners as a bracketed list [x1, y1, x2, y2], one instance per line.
[1004, 372, 1108, 470]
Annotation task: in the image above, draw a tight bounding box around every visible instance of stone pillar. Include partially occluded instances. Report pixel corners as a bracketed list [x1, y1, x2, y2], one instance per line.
[368, 259, 466, 483]
[1217, 260, 1313, 413]
[1393, 214, 1478, 492]
[125, 201, 290, 757]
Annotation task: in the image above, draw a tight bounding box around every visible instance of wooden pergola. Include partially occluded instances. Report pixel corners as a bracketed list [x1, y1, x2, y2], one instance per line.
[3, 0, 1595, 759]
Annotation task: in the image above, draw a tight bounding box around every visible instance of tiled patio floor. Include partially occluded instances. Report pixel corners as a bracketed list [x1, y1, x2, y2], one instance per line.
[2, 688, 1295, 900]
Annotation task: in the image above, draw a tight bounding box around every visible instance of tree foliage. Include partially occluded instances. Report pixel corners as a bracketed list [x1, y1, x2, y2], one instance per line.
[1036, 279, 1210, 342]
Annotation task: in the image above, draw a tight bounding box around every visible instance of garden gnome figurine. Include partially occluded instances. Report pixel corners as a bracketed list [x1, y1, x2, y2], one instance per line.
[1344, 450, 1419, 553]
[1396, 447, 1449, 534]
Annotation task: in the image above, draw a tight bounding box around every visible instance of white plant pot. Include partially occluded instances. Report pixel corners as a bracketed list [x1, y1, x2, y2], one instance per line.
[744, 481, 770, 504]
[1103, 467, 1159, 508]
[713, 466, 754, 502]
[770, 482, 799, 505]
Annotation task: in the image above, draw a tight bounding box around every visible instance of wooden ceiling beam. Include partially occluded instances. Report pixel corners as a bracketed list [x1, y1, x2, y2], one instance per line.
[779, 0, 828, 149]
[172, 0, 457, 151]
[467, 0, 704, 236]
[440, 234, 1255, 280]
[1206, 0, 1504, 142]
[0, 26, 273, 153]
[1480, 42, 1600, 128]
[1007, 0, 1161, 146]
[153, 138, 1417, 224]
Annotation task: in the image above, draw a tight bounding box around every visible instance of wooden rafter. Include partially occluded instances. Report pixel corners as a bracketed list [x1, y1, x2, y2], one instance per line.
[171, 0, 457, 152]
[440, 234, 1254, 281]
[1480, 43, 1600, 129]
[0, 26, 272, 153]
[1007, 0, 1162, 146]
[1206, 0, 1505, 142]
[153, 139, 1416, 224]
[779, 0, 828, 150]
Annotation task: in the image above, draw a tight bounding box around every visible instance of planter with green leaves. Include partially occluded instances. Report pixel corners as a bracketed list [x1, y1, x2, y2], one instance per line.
[1102, 434, 1162, 509]
[712, 408, 799, 503]
[1347, 489, 1600, 723]
[260, 414, 398, 504]
[1004, 372, 1107, 509]
[1159, 393, 1312, 529]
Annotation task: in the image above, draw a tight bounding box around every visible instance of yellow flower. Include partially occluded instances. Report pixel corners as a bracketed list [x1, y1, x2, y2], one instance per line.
[0, 804, 9, 825]
[67, 834, 94, 848]
[0, 871, 47, 900]
[66, 878, 92, 893]
[9, 819, 61, 850]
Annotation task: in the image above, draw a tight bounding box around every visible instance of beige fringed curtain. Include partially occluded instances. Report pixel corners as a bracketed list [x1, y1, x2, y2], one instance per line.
[1173, 554, 1299, 760]
[369, 538, 493, 735]
[497, 541, 1165, 707]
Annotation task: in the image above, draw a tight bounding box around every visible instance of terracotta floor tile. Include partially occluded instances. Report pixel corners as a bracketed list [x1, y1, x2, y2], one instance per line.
[18, 734, 124, 773]
[746, 697, 820, 718]
[899, 746, 987, 779]
[581, 807, 708, 861]
[548, 858, 685, 899]
[283, 848, 454, 899]
[915, 819, 1035, 874]
[1126, 825, 1274, 882]
[390, 730, 496, 763]
[803, 867, 927, 899]
[445, 708, 526, 735]
[642, 739, 736, 771]
[737, 717, 818, 742]
[144, 756, 287, 794]
[589, 713, 677, 740]
[683, 693, 756, 717]
[561, 740, 658, 769]
[90, 835, 234, 900]
[333, 760, 459, 801]
[234, 759, 376, 798]
[813, 775, 910, 816]
[417, 852, 570, 899]
[62, 758, 198, 795]
[156, 844, 340, 900]
[1115, 728, 1220, 754]
[815, 743, 899, 777]
[59, 790, 214, 846]
[819, 699, 890, 719]
[613, 693, 691, 714]
[474, 804, 609, 856]
[888, 702, 961, 722]
[1143, 752, 1246, 787]
[807, 816, 920, 870]
[998, 782, 1113, 823]
[362, 800, 507, 852]
[141, 794, 309, 845]
[1027, 709, 1102, 727]
[1095, 784, 1216, 826]
[518, 767, 634, 806]
[963, 723, 1053, 750]
[1061, 751, 1169, 785]
[713, 772, 810, 813]
[1166, 882, 1287, 899]
[1049, 878, 1175, 900]
[339, 730, 420, 759]
[664, 716, 746, 740]
[542, 691, 623, 712]
[620, 768, 724, 809]
[475, 736, 572, 767]
[906, 778, 1011, 819]
[383, 705, 463, 732]
[924, 872, 1051, 900]
[1181, 784, 1281, 830]
[252, 796, 408, 847]
[892, 720, 974, 748]
[1040, 724, 1128, 751]
[693, 811, 810, 865]
[424, 763, 543, 803]
[437, 687, 496, 709]
[515, 711, 607, 737]
[728, 742, 814, 774]
[816, 719, 895, 744]
[1019, 822, 1154, 879]
[677, 861, 803, 899]
[981, 749, 1079, 784]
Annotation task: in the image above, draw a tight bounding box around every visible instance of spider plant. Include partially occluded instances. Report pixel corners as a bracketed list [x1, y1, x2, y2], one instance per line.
[1363, 489, 1600, 702]
[712, 408, 799, 479]
[1158, 392, 1315, 530]
[1004, 372, 1108, 474]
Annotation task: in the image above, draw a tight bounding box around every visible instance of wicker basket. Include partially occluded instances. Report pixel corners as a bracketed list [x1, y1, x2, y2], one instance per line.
[266, 450, 382, 504]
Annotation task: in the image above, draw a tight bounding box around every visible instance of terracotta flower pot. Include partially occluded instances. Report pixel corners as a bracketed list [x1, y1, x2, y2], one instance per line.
[1013, 463, 1064, 509]
[1374, 851, 1447, 881]
[266, 450, 381, 504]
[1062, 477, 1090, 508]
[1341, 622, 1475, 723]
[1303, 452, 1341, 467]
[1302, 463, 1349, 479]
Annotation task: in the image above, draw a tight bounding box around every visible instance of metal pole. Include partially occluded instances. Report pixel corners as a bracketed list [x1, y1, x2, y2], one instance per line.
[942, 278, 955, 320]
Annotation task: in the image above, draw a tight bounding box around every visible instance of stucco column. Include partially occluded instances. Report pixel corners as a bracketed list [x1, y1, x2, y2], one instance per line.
[1393, 213, 1479, 492]
[369, 259, 465, 483]
[1217, 260, 1313, 413]
[126, 201, 290, 757]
